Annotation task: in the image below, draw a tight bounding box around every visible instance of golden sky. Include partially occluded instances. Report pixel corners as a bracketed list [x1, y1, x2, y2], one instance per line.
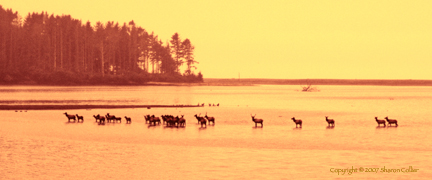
[2, 0, 432, 79]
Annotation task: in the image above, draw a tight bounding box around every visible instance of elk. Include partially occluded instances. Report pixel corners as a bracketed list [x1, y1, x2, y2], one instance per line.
[161, 115, 173, 124]
[194, 114, 207, 127]
[177, 115, 186, 127]
[94, 114, 105, 124]
[125, 116, 132, 124]
[384, 116, 398, 126]
[375, 117, 386, 127]
[93, 114, 100, 122]
[114, 116, 122, 123]
[144, 115, 151, 124]
[251, 114, 263, 127]
[106, 113, 116, 123]
[166, 116, 178, 127]
[199, 117, 206, 127]
[64, 112, 76, 122]
[150, 115, 161, 125]
[205, 112, 215, 125]
[98, 116, 106, 124]
[194, 114, 204, 124]
[292, 117, 302, 128]
[325, 116, 335, 126]
[76, 114, 84, 122]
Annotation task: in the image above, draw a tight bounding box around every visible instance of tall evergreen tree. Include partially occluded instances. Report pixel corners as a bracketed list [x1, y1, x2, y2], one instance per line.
[182, 38, 197, 75]
[170, 33, 183, 73]
[94, 21, 106, 76]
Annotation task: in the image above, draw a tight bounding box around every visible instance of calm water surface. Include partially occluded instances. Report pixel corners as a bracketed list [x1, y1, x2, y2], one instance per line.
[1, 85, 431, 179]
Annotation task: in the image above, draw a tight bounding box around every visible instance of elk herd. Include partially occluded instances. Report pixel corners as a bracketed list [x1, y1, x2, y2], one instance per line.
[63, 112, 217, 128]
[64, 112, 399, 128]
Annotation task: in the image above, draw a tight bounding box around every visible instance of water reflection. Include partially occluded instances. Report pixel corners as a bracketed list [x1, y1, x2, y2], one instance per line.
[64, 121, 84, 124]
[2, 85, 432, 180]
[326, 126, 335, 129]
[198, 127, 207, 130]
[386, 126, 398, 129]
[148, 124, 160, 129]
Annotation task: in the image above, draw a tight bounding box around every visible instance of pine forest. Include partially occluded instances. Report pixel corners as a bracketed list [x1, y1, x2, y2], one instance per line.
[0, 5, 203, 85]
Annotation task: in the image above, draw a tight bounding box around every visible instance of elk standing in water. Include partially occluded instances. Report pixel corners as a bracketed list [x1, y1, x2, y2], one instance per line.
[106, 113, 116, 123]
[292, 117, 302, 128]
[150, 115, 161, 125]
[144, 115, 151, 124]
[384, 116, 398, 126]
[125, 116, 132, 124]
[251, 114, 263, 127]
[64, 112, 76, 122]
[199, 117, 207, 128]
[76, 114, 84, 122]
[98, 116, 105, 124]
[194, 114, 204, 124]
[375, 117, 386, 127]
[93, 114, 101, 122]
[177, 115, 186, 127]
[194, 114, 207, 127]
[94, 114, 105, 124]
[205, 112, 215, 125]
[325, 116, 335, 126]
[114, 116, 122, 123]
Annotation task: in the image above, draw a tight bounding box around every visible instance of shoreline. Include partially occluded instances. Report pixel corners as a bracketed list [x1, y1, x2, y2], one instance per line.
[204, 78, 432, 86]
[0, 105, 203, 110]
[2, 78, 432, 86]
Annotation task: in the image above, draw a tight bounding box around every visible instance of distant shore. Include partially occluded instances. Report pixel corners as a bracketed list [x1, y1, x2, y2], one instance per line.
[0, 105, 202, 110]
[204, 78, 432, 86]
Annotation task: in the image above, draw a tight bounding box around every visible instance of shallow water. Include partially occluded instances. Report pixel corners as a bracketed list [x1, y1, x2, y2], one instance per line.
[1, 85, 431, 179]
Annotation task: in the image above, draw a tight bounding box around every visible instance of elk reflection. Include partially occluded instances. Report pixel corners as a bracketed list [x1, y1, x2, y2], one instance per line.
[326, 126, 334, 129]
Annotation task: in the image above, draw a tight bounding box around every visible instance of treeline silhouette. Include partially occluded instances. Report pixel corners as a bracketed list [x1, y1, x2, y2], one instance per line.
[0, 5, 203, 85]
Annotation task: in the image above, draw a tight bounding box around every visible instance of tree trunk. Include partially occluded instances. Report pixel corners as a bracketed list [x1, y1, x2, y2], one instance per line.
[100, 42, 104, 77]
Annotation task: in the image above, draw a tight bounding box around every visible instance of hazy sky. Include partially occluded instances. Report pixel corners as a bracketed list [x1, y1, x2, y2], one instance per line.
[2, 0, 432, 79]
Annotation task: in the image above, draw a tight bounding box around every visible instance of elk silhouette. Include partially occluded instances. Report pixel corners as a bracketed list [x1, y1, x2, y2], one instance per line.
[292, 117, 302, 128]
[76, 114, 84, 122]
[205, 112, 215, 125]
[384, 116, 398, 126]
[251, 114, 263, 127]
[64, 112, 76, 122]
[325, 116, 334, 126]
[375, 117, 386, 127]
[125, 116, 132, 124]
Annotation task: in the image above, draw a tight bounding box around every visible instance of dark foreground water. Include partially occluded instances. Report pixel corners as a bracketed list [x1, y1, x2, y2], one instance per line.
[0, 85, 431, 179]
